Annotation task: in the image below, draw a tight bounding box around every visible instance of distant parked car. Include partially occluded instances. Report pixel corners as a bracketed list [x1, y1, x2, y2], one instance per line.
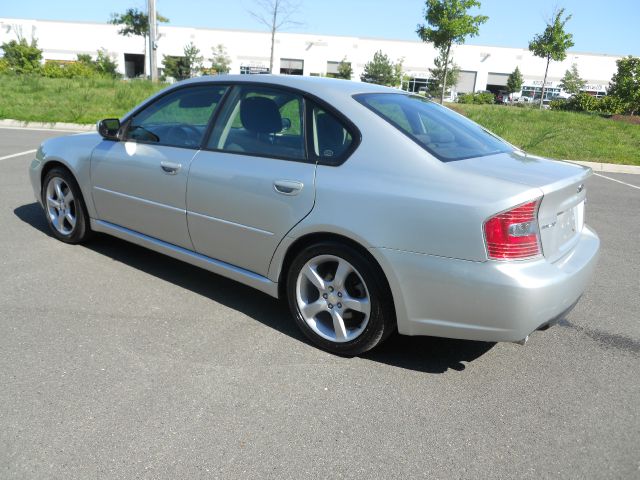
[29, 75, 599, 355]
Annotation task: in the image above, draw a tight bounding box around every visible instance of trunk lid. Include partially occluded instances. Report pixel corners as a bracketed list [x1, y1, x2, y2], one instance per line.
[451, 151, 591, 262]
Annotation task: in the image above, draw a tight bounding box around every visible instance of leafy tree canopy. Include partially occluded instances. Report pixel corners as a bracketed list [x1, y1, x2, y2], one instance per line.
[336, 58, 353, 80]
[529, 8, 574, 108]
[361, 50, 402, 86]
[506, 66, 524, 95]
[416, 0, 487, 49]
[163, 42, 202, 80]
[109, 8, 169, 38]
[209, 44, 232, 74]
[528, 8, 574, 62]
[417, 0, 487, 103]
[0, 38, 42, 74]
[608, 56, 640, 115]
[560, 63, 586, 95]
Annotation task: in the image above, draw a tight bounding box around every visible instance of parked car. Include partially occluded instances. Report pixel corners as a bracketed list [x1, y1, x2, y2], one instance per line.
[29, 75, 599, 355]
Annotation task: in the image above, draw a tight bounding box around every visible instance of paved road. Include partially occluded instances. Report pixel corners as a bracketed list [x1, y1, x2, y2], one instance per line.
[1, 127, 638, 479]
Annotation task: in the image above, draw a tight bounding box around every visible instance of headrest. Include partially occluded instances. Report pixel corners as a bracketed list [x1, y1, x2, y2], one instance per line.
[240, 96, 282, 134]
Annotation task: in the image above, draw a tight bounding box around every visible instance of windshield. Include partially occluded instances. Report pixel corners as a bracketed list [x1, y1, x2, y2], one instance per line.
[355, 93, 513, 162]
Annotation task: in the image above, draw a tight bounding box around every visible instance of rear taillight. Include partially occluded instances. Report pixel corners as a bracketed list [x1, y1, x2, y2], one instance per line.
[484, 199, 542, 260]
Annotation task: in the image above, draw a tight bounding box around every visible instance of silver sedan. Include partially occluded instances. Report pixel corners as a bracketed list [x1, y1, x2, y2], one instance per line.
[29, 75, 599, 355]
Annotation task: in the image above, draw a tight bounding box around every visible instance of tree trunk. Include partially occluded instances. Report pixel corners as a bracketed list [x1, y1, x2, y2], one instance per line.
[269, 4, 277, 73]
[440, 43, 451, 105]
[540, 55, 550, 109]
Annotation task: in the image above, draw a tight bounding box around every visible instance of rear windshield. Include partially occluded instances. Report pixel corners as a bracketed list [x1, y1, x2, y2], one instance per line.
[355, 93, 513, 162]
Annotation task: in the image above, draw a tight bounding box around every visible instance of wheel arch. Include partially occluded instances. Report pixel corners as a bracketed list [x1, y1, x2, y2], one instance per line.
[275, 231, 397, 324]
[40, 160, 75, 188]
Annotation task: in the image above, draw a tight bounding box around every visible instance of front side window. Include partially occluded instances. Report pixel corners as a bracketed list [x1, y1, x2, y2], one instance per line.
[208, 86, 305, 160]
[311, 105, 353, 163]
[356, 93, 513, 162]
[126, 85, 227, 148]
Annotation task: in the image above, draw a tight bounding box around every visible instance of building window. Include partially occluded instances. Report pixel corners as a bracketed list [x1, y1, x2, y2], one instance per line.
[280, 58, 303, 75]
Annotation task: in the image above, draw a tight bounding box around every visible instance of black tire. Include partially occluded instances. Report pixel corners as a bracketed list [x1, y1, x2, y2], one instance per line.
[41, 167, 92, 244]
[286, 241, 395, 355]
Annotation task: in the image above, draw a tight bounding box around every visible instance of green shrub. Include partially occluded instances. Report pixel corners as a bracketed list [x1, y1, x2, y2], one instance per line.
[457, 92, 495, 104]
[42, 61, 66, 78]
[0, 38, 42, 74]
[549, 98, 566, 110]
[598, 95, 626, 115]
[550, 92, 626, 115]
[43, 60, 96, 79]
[0, 58, 9, 75]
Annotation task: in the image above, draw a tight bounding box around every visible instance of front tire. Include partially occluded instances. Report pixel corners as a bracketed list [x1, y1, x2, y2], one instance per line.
[286, 241, 395, 355]
[42, 167, 92, 244]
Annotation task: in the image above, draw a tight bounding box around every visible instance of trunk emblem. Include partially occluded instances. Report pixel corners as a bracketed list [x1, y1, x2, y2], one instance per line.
[577, 184, 585, 194]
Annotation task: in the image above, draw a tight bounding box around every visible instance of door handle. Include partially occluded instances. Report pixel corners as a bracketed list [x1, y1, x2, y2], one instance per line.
[160, 161, 181, 175]
[274, 180, 303, 196]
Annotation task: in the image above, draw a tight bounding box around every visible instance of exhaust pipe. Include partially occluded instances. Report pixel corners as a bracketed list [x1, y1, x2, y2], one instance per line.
[513, 335, 529, 346]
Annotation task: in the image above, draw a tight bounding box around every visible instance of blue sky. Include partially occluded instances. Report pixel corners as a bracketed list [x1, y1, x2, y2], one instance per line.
[2, 0, 638, 56]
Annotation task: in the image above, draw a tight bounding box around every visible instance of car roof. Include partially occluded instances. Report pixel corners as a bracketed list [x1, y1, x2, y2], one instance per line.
[179, 74, 398, 98]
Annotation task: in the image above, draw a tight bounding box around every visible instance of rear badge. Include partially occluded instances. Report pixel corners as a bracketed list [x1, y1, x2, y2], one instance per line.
[577, 184, 585, 194]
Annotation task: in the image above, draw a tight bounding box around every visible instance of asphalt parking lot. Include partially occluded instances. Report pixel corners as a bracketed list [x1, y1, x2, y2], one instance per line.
[1, 127, 638, 479]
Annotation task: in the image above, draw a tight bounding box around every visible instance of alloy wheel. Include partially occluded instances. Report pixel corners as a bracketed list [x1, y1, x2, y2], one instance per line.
[45, 177, 77, 236]
[295, 254, 371, 343]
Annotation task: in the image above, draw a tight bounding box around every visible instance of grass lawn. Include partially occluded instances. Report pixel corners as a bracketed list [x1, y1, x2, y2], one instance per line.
[0, 75, 638, 165]
[0, 75, 167, 124]
[450, 103, 640, 166]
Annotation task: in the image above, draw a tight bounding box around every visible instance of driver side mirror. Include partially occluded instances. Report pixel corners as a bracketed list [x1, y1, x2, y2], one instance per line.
[97, 118, 121, 140]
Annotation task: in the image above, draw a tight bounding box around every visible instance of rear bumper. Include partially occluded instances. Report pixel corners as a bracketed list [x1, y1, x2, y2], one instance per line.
[372, 225, 600, 342]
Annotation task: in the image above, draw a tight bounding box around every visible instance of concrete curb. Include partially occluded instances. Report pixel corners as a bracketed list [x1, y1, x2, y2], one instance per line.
[0, 119, 94, 132]
[1, 119, 639, 174]
[566, 160, 640, 175]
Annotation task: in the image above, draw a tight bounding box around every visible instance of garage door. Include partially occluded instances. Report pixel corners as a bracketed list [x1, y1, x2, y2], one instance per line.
[487, 72, 509, 87]
[456, 71, 477, 93]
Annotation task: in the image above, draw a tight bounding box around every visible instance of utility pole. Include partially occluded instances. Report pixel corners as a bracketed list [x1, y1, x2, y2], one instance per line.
[148, 0, 158, 81]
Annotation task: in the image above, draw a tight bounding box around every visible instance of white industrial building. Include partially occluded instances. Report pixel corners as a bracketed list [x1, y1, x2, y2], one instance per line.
[1, 17, 622, 99]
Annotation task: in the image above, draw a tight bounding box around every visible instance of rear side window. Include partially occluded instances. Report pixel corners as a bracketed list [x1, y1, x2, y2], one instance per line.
[208, 86, 305, 161]
[356, 93, 512, 162]
[126, 85, 227, 148]
[311, 105, 354, 163]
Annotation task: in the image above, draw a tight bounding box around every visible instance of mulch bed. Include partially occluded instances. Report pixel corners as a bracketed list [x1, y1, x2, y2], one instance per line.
[610, 114, 640, 125]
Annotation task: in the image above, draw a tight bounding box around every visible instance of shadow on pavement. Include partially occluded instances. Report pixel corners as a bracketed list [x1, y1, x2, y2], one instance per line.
[15, 202, 494, 373]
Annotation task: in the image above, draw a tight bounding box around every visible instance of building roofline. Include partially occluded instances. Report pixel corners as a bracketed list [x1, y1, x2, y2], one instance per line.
[0, 16, 631, 58]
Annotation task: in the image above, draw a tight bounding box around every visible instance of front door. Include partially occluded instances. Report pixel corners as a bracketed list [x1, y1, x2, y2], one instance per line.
[91, 84, 228, 249]
[186, 85, 316, 276]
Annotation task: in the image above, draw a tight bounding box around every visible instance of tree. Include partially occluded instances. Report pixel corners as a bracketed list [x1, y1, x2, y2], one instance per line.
[0, 38, 42, 74]
[528, 8, 574, 108]
[361, 50, 402, 86]
[184, 42, 203, 77]
[506, 66, 524, 99]
[607, 56, 640, 115]
[428, 46, 460, 98]
[336, 57, 353, 80]
[249, 0, 301, 73]
[209, 44, 232, 74]
[417, 0, 488, 104]
[95, 49, 119, 78]
[163, 42, 203, 80]
[109, 8, 168, 76]
[72, 50, 119, 78]
[560, 63, 586, 95]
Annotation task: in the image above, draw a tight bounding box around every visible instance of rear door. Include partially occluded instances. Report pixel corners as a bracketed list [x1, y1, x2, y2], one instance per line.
[186, 85, 316, 276]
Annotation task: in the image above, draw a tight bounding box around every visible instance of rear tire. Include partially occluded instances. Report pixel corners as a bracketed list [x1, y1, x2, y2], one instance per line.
[286, 241, 395, 355]
[41, 167, 92, 244]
